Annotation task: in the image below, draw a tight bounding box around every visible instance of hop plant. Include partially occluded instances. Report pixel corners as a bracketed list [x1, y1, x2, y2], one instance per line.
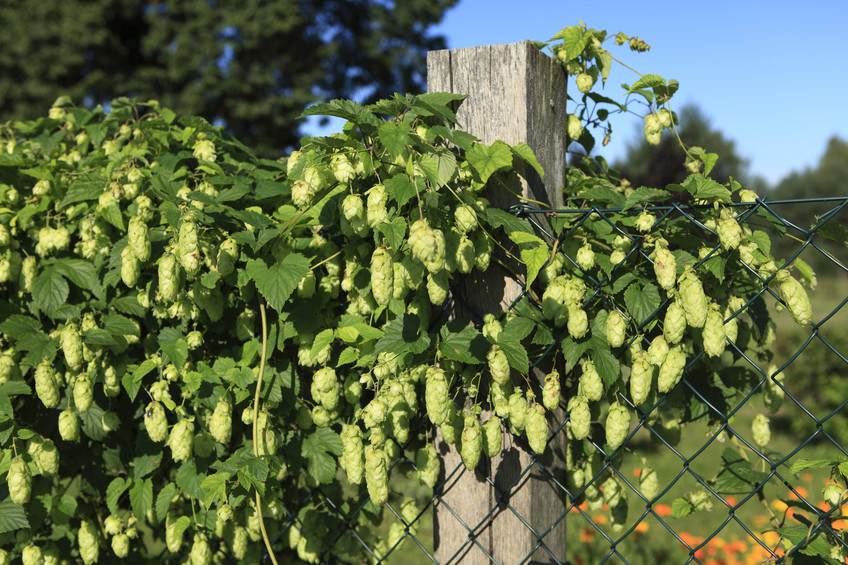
[639, 467, 659, 500]
[21, 545, 42, 565]
[542, 370, 561, 411]
[507, 392, 528, 434]
[678, 267, 708, 328]
[648, 335, 669, 366]
[215, 238, 239, 276]
[460, 413, 483, 470]
[59, 409, 81, 442]
[605, 402, 630, 451]
[426, 270, 449, 305]
[340, 194, 368, 237]
[425, 367, 450, 426]
[158, 253, 179, 303]
[703, 304, 726, 357]
[653, 247, 677, 290]
[60, 322, 83, 370]
[658, 346, 687, 394]
[409, 219, 445, 273]
[717, 211, 743, 250]
[34, 359, 59, 408]
[629, 351, 653, 406]
[416, 444, 440, 489]
[127, 215, 151, 261]
[576, 242, 595, 270]
[663, 299, 687, 344]
[111, 533, 130, 558]
[78, 520, 100, 565]
[526, 403, 548, 454]
[370, 247, 394, 306]
[365, 443, 388, 506]
[567, 307, 588, 339]
[169, 418, 195, 462]
[209, 395, 233, 444]
[455, 204, 478, 233]
[311, 367, 339, 411]
[482, 416, 503, 458]
[145, 401, 168, 443]
[73, 374, 94, 412]
[340, 424, 365, 485]
[567, 114, 583, 140]
[752, 413, 771, 447]
[178, 216, 200, 276]
[579, 360, 604, 402]
[190, 532, 211, 565]
[8, 458, 31, 504]
[779, 272, 812, 326]
[568, 395, 591, 440]
[487, 345, 510, 385]
[455, 235, 475, 273]
[605, 310, 627, 348]
[28, 437, 59, 477]
[366, 184, 388, 228]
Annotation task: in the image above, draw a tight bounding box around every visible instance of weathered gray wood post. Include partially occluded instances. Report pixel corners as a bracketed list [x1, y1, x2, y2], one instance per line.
[427, 41, 569, 564]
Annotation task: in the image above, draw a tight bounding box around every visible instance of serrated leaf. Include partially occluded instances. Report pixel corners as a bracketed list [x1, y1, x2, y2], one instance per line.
[56, 494, 76, 518]
[337, 346, 359, 366]
[485, 208, 534, 234]
[510, 143, 543, 178]
[201, 473, 231, 508]
[551, 26, 588, 60]
[378, 121, 411, 161]
[580, 185, 625, 208]
[0, 381, 30, 397]
[246, 254, 310, 313]
[310, 328, 334, 359]
[158, 328, 188, 367]
[31, 267, 69, 316]
[384, 173, 416, 209]
[670, 497, 694, 518]
[623, 282, 661, 326]
[495, 335, 529, 375]
[302, 428, 343, 484]
[439, 320, 488, 364]
[129, 478, 153, 519]
[788, 458, 838, 475]
[155, 482, 178, 522]
[521, 245, 550, 289]
[627, 74, 667, 94]
[681, 174, 732, 203]
[110, 294, 147, 317]
[102, 314, 139, 336]
[176, 461, 204, 499]
[106, 477, 130, 515]
[467, 140, 512, 184]
[590, 338, 620, 388]
[83, 329, 117, 346]
[374, 314, 430, 356]
[52, 258, 105, 300]
[377, 217, 406, 250]
[623, 187, 671, 210]
[0, 501, 29, 533]
[501, 316, 536, 343]
[774, 525, 833, 558]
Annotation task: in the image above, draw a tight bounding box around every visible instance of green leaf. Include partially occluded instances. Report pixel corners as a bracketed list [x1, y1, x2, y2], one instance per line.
[106, 477, 131, 515]
[99, 203, 125, 231]
[495, 334, 529, 375]
[0, 501, 29, 533]
[246, 254, 310, 313]
[158, 327, 188, 368]
[175, 460, 204, 499]
[377, 217, 406, 251]
[83, 329, 117, 346]
[102, 314, 139, 337]
[128, 478, 153, 519]
[521, 245, 550, 289]
[56, 494, 77, 519]
[590, 338, 620, 388]
[384, 173, 416, 209]
[124, 359, 157, 401]
[551, 26, 588, 60]
[817, 221, 848, 247]
[201, 473, 230, 508]
[302, 428, 343, 484]
[627, 74, 667, 94]
[337, 346, 359, 366]
[510, 143, 543, 178]
[774, 525, 833, 558]
[466, 140, 512, 184]
[155, 482, 178, 522]
[623, 187, 671, 211]
[670, 497, 694, 519]
[170, 516, 192, 546]
[111, 294, 147, 317]
[561, 337, 589, 371]
[485, 208, 534, 234]
[501, 316, 536, 343]
[31, 267, 69, 316]
[310, 328, 334, 359]
[681, 174, 732, 203]
[378, 121, 411, 161]
[374, 314, 430, 356]
[580, 185, 626, 208]
[788, 458, 839, 475]
[58, 179, 106, 209]
[439, 320, 489, 364]
[0, 381, 30, 397]
[623, 282, 661, 326]
[53, 258, 105, 300]
[713, 448, 769, 491]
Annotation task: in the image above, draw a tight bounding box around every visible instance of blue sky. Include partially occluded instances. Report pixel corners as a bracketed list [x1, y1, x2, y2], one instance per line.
[308, 0, 848, 187]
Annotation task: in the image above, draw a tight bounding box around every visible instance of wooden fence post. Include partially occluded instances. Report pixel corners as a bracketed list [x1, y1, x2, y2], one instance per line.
[427, 41, 569, 564]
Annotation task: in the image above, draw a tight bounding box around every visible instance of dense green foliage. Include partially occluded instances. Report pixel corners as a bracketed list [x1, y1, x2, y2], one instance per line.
[0, 0, 457, 157]
[0, 21, 845, 565]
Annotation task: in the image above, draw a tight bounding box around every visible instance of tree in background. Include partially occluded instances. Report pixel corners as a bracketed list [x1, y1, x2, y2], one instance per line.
[615, 104, 751, 189]
[0, 0, 457, 156]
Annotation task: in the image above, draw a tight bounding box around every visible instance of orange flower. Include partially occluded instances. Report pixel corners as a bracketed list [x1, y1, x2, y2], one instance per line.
[632, 468, 642, 477]
[789, 486, 809, 499]
[801, 473, 813, 482]
[592, 514, 608, 525]
[654, 503, 673, 517]
[724, 496, 738, 506]
[579, 528, 595, 542]
[634, 521, 649, 533]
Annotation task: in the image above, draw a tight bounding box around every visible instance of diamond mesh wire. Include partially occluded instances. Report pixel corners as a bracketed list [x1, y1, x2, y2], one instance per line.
[272, 196, 848, 565]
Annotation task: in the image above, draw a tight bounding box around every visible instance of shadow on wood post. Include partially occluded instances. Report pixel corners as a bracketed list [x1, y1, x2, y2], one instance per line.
[427, 41, 569, 564]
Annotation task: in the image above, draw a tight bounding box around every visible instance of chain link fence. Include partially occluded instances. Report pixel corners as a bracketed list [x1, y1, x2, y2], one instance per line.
[275, 195, 848, 565]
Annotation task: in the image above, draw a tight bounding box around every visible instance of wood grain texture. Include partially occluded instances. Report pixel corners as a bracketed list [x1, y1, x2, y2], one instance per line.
[427, 41, 568, 564]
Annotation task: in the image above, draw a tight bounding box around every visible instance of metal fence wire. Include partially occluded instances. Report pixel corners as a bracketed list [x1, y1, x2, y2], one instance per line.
[276, 195, 848, 565]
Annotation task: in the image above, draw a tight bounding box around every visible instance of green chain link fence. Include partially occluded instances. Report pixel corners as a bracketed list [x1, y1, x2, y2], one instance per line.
[274, 195, 848, 565]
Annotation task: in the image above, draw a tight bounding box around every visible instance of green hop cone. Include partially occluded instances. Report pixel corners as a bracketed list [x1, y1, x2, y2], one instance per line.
[576, 72, 594, 93]
[567, 114, 583, 140]
[190, 533, 211, 565]
[472, 229, 493, 271]
[340, 194, 368, 237]
[605, 310, 627, 348]
[567, 307, 589, 339]
[177, 217, 200, 276]
[0, 549, 8, 565]
[507, 392, 528, 434]
[487, 346, 510, 385]
[426, 269, 449, 305]
[209, 395, 233, 444]
[752, 413, 771, 447]
[111, 533, 130, 558]
[439, 402, 461, 445]
[780, 274, 812, 326]
[310, 367, 339, 411]
[639, 467, 659, 500]
[8, 458, 31, 505]
[365, 443, 388, 506]
[60, 322, 83, 370]
[215, 238, 239, 276]
[455, 235, 475, 274]
[169, 418, 194, 462]
[165, 513, 187, 553]
[340, 424, 365, 485]
[21, 545, 42, 565]
[703, 304, 726, 357]
[567, 395, 591, 440]
[605, 402, 631, 451]
[579, 360, 604, 402]
[455, 204, 478, 234]
[78, 520, 100, 565]
[678, 267, 708, 328]
[103, 514, 123, 536]
[229, 526, 248, 560]
[653, 247, 677, 291]
[145, 401, 168, 443]
[648, 335, 669, 367]
[158, 253, 179, 303]
[128, 216, 151, 262]
[460, 413, 483, 470]
[416, 444, 441, 489]
[58, 409, 80, 442]
[370, 247, 394, 306]
[763, 366, 785, 413]
[542, 370, 561, 411]
[526, 403, 548, 454]
[73, 374, 94, 412]
[482, 416, 503, 458]
[576, 242, 595, 270]
[366, 184, 388, 228]
[717, 213, 743, 250]
[644, 113, 662, 144]
[663, 300, 687, 345]
[331, 153, 356, 183]
[490, 379, 512, 418]
[629, 352, 653, 406]
[658, 346, 687, 394]
[425, 367, 450, 426]
[34, 359, 59, 408]
[28, 437, 59, 477]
